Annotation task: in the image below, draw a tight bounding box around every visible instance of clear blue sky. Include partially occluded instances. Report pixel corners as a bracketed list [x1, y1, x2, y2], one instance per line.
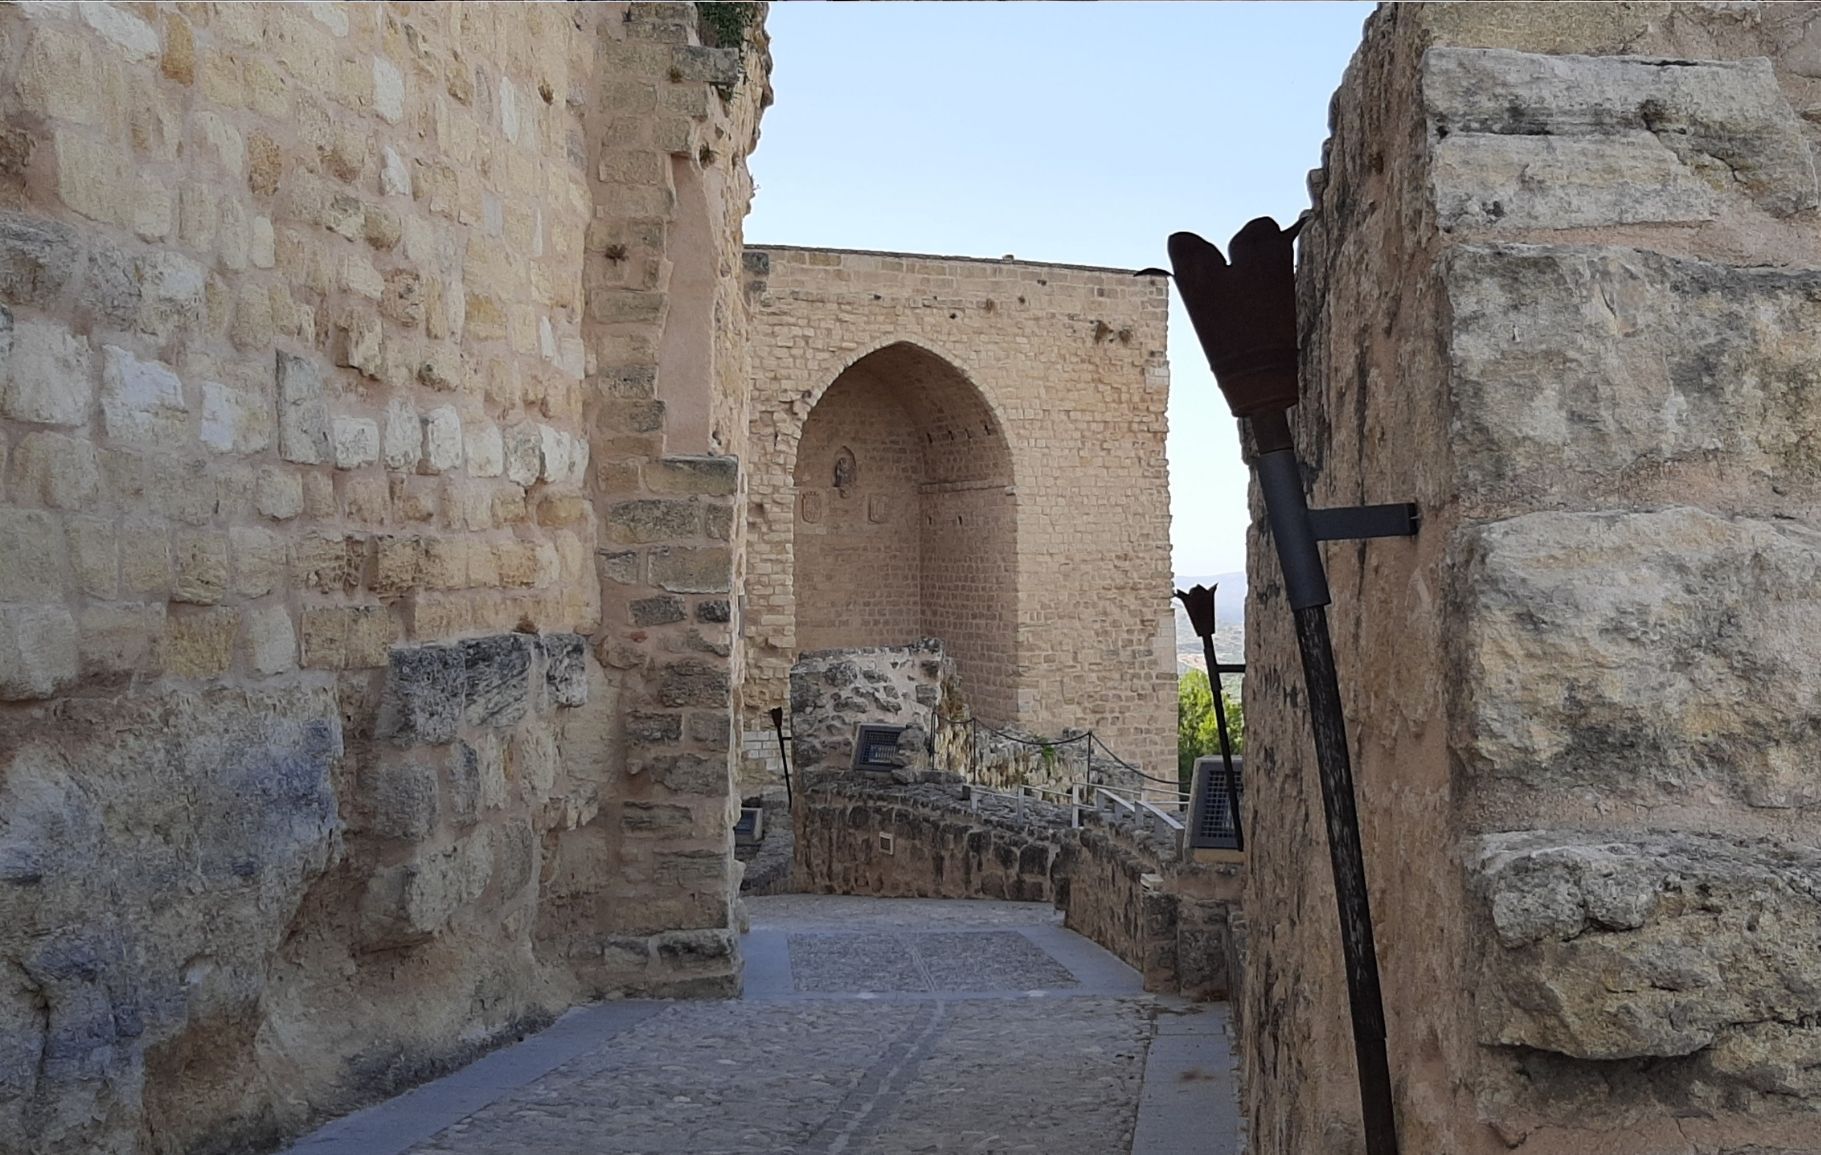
[744, 1, 1371, 578]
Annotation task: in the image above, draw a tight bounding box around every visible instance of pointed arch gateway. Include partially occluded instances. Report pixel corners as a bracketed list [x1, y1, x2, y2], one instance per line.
[791, 341, 1020, 723]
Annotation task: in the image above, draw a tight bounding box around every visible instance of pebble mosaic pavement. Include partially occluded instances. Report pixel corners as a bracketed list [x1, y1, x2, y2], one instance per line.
[286, 896, 1240, 1155]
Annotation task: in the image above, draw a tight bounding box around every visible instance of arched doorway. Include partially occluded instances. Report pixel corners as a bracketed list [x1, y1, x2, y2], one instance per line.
[792, 342, 1019, 722]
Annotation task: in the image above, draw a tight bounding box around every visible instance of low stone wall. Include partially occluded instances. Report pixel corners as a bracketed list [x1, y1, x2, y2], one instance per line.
[792, 779, 1243, 1000]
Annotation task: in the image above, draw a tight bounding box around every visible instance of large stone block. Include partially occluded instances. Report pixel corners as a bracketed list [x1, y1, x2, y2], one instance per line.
[605, 499, 700, 544]
[655, 658, 729, 709]
[540, 632, 588, 707]
[377, 643, 464, 746]
[461, 634, 532, 728]
[1447, 245, 1821, 504]
[331, 415, 379, 470]
[276, 351, 329, 464]
[199, 378, 272, 455]
[99, 345, 186, 447]
[420, 405, 462, 474]
[647, 454, 738, 496]
[364, 761, 437, 841]
[649, 752, 729, 795]
[382, 397, 421, 471]
[0, 604, 77, 699]
[0, 213, 79, 306]
[1456, 507, 1821, 810]
[244, 604, 296, 676]
[1426, 50, 1819, 228]
[8, 431, 98, 510]
[503, 421, 540, 487]
[0, 509, 66, 603]
[1472, 831, 1821, 1080]
[3, 317, 91, 427]
[0, 688, 340, 1146]
[358, 835, 493, 950]
[649, 546, 731, 594]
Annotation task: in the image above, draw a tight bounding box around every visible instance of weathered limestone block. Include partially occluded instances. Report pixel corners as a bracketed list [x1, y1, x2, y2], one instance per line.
[1472, 831, 1821, 1068]
[3, 317, 90, 427]
[199, 378, 272, 455]
[461, 634, 532, 729]
[331, 415, 379, 470]
[1448, 245, 1821, 505]
[377, 643, 463, 745]
[8, 431, 97, 510]
[420, 404, 462, 474]
[464, 422, 503, 478]
[1426, 50, 1819, 229]
[0, 213, 78, 306]
[0, 690, 340, 1151]
[649, 752, 729, 796]
[541, 632, 587, 707]
[276, 351, 329, 465]
[364, 761, 437, 840]
[503, 421, 540, 486]
[0, 604, 77, 699]
[358, 834, 494, 951]
[99, 345, 186, 447]
[1457, 507, 1821, 810]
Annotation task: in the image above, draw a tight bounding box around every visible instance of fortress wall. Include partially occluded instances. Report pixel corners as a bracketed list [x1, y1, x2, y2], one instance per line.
[1247, 4, 1821, 1151]
[0, 4, 769, 1152]
[741, 247, 1176, 789]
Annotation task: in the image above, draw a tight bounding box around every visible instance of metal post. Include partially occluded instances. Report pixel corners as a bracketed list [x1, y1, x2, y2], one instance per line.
[1177, 584, 1243, 852]
[1160, 217, 1404, 1155]
[768, 706, 793, 808]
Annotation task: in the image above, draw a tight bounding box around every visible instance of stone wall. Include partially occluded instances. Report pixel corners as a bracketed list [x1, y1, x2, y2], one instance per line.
[0, 4, 769, 1152]
[740, 247, 1176, 790]
[789, 640, 949, 782]
[1245, 4, 1821, 1152]
[792, 779, 1243, 1001]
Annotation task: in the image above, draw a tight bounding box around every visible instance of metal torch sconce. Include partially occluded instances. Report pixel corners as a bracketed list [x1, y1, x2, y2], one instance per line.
[1158, 216, 1416, 1155]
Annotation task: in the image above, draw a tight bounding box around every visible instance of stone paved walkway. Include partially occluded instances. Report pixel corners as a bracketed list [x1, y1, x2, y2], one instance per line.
[286, 897, 1241, 1155]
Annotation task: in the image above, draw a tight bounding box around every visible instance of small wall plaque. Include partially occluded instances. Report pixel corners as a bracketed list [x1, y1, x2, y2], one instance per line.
[799, 490, 825, 524]
[867, 495, 889, 524]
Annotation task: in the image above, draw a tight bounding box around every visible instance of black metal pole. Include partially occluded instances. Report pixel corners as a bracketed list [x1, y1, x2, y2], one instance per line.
[1257, 440, 1397, 1155]
[1197, 630, 1243, 851]
[768, 706, 792, 808]
[1162, 218, 1399, 1154]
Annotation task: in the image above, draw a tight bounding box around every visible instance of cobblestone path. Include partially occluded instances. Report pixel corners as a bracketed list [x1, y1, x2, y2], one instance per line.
[287, 897, 1241, 1155]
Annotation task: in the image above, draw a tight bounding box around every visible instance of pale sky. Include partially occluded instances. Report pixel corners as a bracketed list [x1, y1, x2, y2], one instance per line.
[743, 1, 1371, 577]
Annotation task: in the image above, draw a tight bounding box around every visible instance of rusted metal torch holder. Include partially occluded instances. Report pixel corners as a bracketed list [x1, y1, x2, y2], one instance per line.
[1161, 218, 1415, 1155]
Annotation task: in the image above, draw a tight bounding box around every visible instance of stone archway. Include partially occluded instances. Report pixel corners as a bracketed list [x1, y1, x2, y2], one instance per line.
[791, 342, 1019, 722]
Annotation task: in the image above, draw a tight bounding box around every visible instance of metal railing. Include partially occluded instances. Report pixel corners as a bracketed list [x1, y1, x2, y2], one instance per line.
[962, 778, 1191, 857]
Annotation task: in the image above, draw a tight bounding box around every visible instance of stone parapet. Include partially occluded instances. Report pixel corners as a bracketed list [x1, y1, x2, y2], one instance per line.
[791, 779, 1243, 1001]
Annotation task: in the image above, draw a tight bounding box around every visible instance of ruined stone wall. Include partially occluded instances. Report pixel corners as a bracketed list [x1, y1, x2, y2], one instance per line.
[742, 248, 1175, 790]
[1246, 4, 1821, 1152]
[0, 4, 768, 1153]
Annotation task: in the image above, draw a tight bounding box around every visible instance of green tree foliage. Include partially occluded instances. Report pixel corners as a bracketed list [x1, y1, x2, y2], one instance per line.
[1178, 670, 1243, 792]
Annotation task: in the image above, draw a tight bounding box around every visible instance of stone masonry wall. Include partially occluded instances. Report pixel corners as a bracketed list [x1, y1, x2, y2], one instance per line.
[790, 369, 924, 653]
[740, 247, 1175, 791]
[0, 4, 768, 1153]
[1246, 4, 1821, 1152]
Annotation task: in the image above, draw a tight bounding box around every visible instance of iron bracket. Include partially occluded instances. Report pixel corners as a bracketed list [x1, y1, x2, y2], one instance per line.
[1309, 502, 1419, 543]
